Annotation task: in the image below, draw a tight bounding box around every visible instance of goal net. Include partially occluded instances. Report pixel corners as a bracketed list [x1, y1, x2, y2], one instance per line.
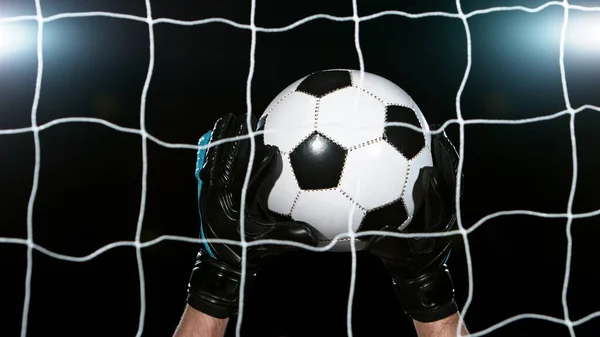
[1, 0, 599, 336]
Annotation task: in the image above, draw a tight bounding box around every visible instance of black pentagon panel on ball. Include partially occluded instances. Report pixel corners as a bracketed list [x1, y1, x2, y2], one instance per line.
[384, 105, 425, 160]
[359, 198, 409, 233]
[295, 70, 352, 98]
[289, 131, 347, 190]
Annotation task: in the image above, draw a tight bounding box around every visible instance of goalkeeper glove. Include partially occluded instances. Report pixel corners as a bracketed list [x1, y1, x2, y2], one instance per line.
[186, 113, 320, 319]
[365, 127, 461, 323]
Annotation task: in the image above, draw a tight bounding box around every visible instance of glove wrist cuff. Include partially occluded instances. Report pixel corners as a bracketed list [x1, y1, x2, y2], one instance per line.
[186, 252, 257, 319]
[391, 263, 458, 323]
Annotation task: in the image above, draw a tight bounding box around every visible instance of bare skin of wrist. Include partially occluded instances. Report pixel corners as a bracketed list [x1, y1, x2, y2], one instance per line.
[172, 305, 468, 337]
[172, 305, 228, 337]
[413, 312, 469, 337]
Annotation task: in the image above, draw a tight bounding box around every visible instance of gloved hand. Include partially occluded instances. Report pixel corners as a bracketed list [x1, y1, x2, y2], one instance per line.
[364, 127, 462, 323]
[186, 113, 320, 319]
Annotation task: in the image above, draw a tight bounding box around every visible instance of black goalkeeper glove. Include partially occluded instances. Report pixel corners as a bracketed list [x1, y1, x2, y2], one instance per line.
[365, 127, 462, 323]
[186, 113, 320, 319]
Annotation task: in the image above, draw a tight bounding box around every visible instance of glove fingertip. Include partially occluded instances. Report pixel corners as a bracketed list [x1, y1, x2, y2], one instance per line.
[293, 221, 321, 247]
[267, 220, 321, 248]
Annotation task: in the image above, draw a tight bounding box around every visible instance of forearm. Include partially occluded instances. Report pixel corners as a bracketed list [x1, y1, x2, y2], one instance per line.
[173, 305, 229, 337]
[413, 312, 469, 337]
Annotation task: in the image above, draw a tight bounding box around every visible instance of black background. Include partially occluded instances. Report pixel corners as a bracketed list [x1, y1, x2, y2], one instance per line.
[1, 0, 599, 336]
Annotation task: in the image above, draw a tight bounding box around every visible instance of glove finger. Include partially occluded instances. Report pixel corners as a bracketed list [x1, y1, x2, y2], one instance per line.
[258, 220, 320, 249]
[431, 127, 460, 202]
[367, 225, 446, 278]
[412, 164, 454, 234]
[208, 113, 258, 195]
[227, 114, 265, 211]
[246, 144, 279, 211]
[366, 225, 413, 262]
[228, 115, 251, 192]
[201, 113, 239, 183]
[244, 220, 320, 263]
[232, 114, 260, 181]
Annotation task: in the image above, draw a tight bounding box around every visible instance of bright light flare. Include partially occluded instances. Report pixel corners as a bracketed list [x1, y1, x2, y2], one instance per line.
[566, 14, 600, 54]
[0, 23, 31, 56]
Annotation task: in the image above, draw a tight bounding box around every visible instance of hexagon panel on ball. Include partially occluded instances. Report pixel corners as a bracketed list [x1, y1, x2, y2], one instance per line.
[317, 86, 386, 148]
[339, 140, 408, 211]
[291, 188, 365, 251]
[262, 92, 317, 154]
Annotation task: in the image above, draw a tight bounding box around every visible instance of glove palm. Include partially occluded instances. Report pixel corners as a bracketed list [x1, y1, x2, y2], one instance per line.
[187, 113, 320, 319]
[365, 127, 461, 323]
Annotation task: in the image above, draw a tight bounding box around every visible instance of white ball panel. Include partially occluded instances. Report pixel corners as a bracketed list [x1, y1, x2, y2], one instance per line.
[349, 70, 413, 107]
[263, 92, 317, 153]
[291, 188, 364, 248]
[259, 69, 436, 252]
[260, 77, 306, 119]
[400, 148, 434, 231]
[317, 86, 386, 147]
[348, 70, 431, 148]
[267, 153, 301, 215]
[340, 141, 408, 210]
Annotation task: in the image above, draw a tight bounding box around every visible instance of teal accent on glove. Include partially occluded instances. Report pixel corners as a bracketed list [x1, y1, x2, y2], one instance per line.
[195, 130, 216, 259]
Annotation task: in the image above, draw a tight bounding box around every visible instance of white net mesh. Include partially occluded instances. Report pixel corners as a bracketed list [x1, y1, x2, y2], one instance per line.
[1, 0, 600, 336]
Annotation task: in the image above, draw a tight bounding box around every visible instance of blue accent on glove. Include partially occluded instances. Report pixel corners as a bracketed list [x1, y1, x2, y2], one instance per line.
[196, 130, 216, 259]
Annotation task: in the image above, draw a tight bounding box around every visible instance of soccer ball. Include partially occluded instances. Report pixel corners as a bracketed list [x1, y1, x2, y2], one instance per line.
[257, 69, 433, 252]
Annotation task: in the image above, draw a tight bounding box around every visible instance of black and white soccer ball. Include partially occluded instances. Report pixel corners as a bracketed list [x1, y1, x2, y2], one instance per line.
[257, 69, 433, 251]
